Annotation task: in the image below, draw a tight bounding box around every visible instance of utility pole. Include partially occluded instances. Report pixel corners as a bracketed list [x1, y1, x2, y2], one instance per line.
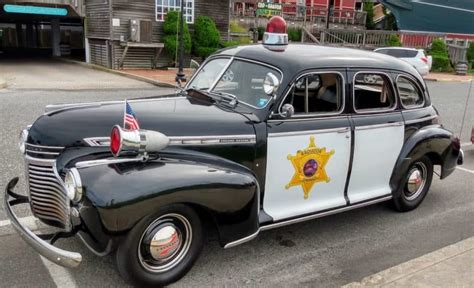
[176, 0, 186, 85]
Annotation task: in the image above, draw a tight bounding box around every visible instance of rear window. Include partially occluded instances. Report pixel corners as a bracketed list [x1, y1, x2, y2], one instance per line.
[376, 49, 418, 58]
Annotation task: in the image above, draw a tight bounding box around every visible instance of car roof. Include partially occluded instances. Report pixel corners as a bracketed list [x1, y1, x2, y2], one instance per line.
[215, 44, 421, 81]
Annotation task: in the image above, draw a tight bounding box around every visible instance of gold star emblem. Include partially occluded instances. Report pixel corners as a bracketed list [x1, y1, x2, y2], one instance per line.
[285, 136, 335, 199]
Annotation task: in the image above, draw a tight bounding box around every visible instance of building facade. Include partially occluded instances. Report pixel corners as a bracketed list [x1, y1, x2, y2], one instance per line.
[85, 0, 230, 69]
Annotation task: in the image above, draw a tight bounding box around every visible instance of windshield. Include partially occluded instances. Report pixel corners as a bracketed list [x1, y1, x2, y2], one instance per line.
[188, 58, 282, 109]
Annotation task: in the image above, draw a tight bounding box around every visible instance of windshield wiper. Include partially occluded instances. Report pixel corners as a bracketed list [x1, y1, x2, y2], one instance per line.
[209, 91, 239, 108]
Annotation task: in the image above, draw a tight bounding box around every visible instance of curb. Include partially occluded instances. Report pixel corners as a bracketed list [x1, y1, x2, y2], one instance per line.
[57, 58, 177, 89]
[343, 237, 474, 287]
[423, 77, 473, 83]
[0, 78, 7, 89]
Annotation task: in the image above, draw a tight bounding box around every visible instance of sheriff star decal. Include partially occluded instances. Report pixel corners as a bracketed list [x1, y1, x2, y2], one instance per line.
[285, 136, 335, 200]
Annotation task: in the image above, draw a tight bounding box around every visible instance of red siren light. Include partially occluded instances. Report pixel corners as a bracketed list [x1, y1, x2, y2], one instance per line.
[263, 16, 289, 51]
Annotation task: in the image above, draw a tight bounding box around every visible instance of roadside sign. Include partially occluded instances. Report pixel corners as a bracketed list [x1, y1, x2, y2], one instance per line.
[256, 2, 282, 17]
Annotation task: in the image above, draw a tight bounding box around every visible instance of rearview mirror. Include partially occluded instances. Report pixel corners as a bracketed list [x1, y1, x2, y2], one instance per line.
[281, 104, 295, 119]
[263, 72, 280, 96]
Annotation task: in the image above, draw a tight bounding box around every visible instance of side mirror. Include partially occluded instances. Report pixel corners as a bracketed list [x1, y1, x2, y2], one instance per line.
[281, 104, 295, 119]
[263, 72, 280, 96]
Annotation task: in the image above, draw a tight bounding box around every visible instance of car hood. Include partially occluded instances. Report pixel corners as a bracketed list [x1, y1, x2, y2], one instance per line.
[27, 96, 256, 148]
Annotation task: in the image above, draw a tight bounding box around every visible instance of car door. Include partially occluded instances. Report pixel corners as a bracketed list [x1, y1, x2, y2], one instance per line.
[347, 70, 404, 204]
[263, 71, 352, 221]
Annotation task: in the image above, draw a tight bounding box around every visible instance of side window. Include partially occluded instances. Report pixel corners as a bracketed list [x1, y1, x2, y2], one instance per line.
[353, 73, 395, 111]
[397, 76, 424, 108]
[282, 73, 343, 115]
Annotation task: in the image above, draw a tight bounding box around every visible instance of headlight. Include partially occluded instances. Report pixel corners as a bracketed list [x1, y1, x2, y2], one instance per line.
[19, 128, 29, 154]
[64, 168, 83, 203]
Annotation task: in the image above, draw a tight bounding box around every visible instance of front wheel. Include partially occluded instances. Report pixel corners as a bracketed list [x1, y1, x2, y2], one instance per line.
[392, 156, 433, 212]
[116, 204, 204, 287]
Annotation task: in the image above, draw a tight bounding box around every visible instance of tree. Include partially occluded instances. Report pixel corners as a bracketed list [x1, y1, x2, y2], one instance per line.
[364, 1, 375, 30]
[193, 16, 221, 58]
[428, 39, 452, 72]
[162, 11, 191, 63]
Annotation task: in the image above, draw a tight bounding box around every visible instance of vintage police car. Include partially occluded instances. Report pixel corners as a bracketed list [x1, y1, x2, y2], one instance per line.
[5, 17, 464, 286]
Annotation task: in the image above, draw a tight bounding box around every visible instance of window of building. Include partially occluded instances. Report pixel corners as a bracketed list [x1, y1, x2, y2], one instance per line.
[282, 73, 343, 115]
[353, 73, 395, 111]
[156, 0, 194, 23]
[397, 76, 424, 108]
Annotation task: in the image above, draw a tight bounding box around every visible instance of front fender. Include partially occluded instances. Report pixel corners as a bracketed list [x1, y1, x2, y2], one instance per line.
[390, 125, 459, 197]
[75, 154, 259, 247]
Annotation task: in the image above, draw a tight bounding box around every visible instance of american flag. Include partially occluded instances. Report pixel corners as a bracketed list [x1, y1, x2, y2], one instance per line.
[124, 101, 140, 130]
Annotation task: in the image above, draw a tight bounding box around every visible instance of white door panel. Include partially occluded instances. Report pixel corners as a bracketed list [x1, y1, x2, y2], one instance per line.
[264, 130, 351, 221]
[347, 124, 404, 203]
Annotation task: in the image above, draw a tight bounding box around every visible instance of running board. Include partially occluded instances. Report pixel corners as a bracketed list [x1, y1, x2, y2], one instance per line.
[224, 195, 392, 249]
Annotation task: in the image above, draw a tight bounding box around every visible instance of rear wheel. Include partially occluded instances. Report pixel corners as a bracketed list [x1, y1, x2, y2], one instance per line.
[393, 156, 433, 212]
[116, 204, 204, 287]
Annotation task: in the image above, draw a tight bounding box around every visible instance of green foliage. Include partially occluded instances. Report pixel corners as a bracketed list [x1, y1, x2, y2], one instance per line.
[163, 11, 191, 58]
[363, 1, 375, 30]
[467, 41, 474, 63]
[287, 27, 302, 42]
[431, 55, 452, 72]
[229, 21, 247, 33]
[223, 40, 240, 48]
[193, 16, 221, 58]
[429, 39, 448, 55]
[428, 39, 452, 72]
[386, 34, 402, 47]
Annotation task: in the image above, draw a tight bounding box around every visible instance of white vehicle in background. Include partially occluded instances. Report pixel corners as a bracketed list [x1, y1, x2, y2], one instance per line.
[374, 47, 432, 76]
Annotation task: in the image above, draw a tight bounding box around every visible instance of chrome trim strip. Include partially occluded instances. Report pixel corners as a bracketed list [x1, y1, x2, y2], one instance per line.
[260, 195, 392, 231]
[355, 122, 404, 131]
[26, 149, 61, 156]
[275, 70, 346, 119]
[25, 143, 65, 150]
[395, 74, 426, 110]
[84, 135, 257, 147]
[25, 155, 56, 163]
[352, 71, 398, 114]
[268, 127, 350, 138]
[225, 195, 392, 248]
[404, 115, 437, 125]
[224, 230, 260, 249]
[268, 115, 349, 123]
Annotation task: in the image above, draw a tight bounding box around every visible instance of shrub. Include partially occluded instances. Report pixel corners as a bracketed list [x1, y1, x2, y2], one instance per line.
[386, 34, 402, 47]
[429, 39, 448, 55]
[162, 11, 191, 59]
[193, 16, 221, 58]
[431, 55, 452, 72]
[288, 27, 302, 42]
[257, 27, 265, 41]
[230, 21, 247, 33]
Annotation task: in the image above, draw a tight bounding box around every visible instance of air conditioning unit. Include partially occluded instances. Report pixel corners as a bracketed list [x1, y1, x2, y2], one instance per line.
[130, 19, 153, 43]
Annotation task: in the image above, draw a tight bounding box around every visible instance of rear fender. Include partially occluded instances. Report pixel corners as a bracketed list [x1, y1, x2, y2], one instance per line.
[390, 126, 458, 197]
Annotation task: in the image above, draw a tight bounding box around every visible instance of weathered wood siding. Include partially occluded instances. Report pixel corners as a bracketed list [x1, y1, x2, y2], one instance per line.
[84, 0, 229, 69]
[89, 39, 110, 67]
[85, 0, 110, 39]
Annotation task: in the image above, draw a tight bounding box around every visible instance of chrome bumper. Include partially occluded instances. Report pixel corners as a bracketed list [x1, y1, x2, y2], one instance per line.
[458, 149, 464, 165]
[4, 177, 82, 268]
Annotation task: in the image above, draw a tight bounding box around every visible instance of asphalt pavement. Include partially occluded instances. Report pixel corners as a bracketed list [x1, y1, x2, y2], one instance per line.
[0, 64, 473, 287]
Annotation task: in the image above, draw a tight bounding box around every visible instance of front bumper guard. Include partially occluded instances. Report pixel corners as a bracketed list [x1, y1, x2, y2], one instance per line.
[4, 177, 82, 268]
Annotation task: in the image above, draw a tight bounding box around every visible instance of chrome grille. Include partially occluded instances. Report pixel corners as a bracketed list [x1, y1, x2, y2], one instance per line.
[25, 145, 70, 230]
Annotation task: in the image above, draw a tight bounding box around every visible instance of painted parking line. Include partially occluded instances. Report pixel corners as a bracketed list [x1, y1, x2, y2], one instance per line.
[40, 256, 78, 288]
[0, 216, 38, 230]
[456, 166, 474, 174]
[461, 142, 472, 147]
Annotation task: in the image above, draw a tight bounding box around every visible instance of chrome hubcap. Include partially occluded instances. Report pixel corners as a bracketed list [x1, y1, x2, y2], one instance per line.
[150, 226, 181, 261]
[138, 214, 192, 273]
[404, 163, 427, 201]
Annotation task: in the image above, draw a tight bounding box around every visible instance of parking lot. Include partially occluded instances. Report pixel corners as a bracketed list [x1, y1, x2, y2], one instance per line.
[0, 63, 473, 287]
